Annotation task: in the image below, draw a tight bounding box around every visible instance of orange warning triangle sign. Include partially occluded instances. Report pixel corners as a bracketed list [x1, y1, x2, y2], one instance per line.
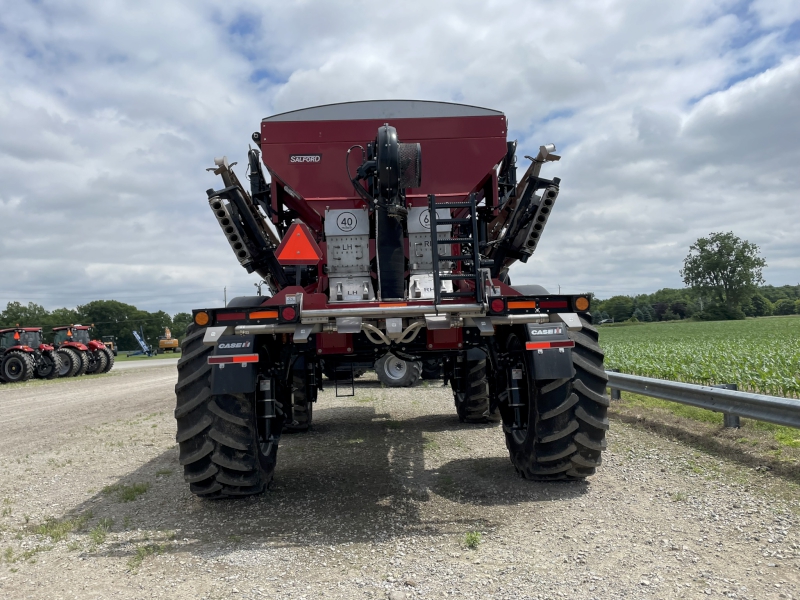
[275, 222, 323, 265]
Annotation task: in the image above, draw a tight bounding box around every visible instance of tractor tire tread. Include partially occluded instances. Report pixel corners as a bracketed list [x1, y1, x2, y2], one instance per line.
[504, 316, 609, 481]
[1, 351, 36, 383]
[101, 348, 115, 373]
[57, 348, 81, 378]
[455, 358, 491, 423]
[174, 323, 279, 499]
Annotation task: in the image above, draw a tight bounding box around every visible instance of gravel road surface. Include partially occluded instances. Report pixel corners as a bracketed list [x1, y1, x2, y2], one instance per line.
[0, 366, 798, 599]
[114, 358, 180, 371]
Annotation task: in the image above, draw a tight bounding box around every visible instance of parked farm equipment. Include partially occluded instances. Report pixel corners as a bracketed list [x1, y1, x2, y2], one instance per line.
[175, 100, 608, 498]
[0, 327, 62, 383]
[158, 327, 181, 354]
[52, 325, 114, 376]
[102, 335, 119, 357]
[129, 327, 156, 357]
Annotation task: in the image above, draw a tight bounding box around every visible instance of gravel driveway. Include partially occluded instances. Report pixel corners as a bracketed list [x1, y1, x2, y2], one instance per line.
[0, 367, 798, 599]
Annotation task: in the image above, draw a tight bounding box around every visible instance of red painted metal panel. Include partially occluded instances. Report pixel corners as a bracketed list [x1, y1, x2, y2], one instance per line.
[316, 332, 353, 355]
[426, 327, 463, 350]
[261, 116, 507, 209]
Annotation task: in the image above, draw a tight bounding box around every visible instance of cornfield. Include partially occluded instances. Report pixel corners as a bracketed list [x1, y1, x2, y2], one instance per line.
[598, 316, 800, 398]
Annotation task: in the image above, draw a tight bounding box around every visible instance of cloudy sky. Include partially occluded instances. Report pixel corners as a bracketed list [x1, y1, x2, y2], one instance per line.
[1, 0, 798, 314]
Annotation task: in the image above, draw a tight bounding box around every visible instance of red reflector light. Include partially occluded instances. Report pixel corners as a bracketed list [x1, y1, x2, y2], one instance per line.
[538, 300, 569, 309]
[281, 306, 297, 321]
[490, 299, 505, 313]
[525, 340, 575, 351]
[208, 354, 259, 365]
[216, 312, 246, 321]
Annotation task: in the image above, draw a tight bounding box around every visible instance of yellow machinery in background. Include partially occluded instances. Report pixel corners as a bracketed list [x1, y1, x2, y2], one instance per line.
[157, 328, 181, 354]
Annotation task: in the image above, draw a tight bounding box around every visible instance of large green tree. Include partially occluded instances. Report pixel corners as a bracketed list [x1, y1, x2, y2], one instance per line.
[0, 302, 50, 327]
[602, 295, 635, 322]
[681, 232, 766, 312]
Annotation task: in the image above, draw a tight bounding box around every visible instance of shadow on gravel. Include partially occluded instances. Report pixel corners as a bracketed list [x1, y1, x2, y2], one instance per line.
[64, 402, 586, 565]
[612, 412, 800, 486]
[432, 457, 589, 506]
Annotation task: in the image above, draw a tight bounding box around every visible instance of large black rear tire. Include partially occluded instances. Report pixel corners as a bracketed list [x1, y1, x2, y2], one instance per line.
[100, 348, 115, 373]
[57, 348, 81, 377]
[499, 318, 609, 480]
[35, 350, 62, 380]
[2, 351, 36, 383]
[73, 350, 89, 376]
[86, 350, 108, 375]
[174, 324, 282, 498]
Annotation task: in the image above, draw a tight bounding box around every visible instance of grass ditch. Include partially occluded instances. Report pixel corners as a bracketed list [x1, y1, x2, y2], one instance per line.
[612, 391, 800, 448]
[609, 391, 800, 491]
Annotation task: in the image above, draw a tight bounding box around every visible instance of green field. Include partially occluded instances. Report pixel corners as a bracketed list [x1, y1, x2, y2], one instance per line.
[598, 316, 800, 398]
[114, 352, 181, 362]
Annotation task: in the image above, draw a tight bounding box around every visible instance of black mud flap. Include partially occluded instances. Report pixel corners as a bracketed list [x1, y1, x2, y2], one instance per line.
[525, 323, 575, 380]
[210, 335, 258, 395]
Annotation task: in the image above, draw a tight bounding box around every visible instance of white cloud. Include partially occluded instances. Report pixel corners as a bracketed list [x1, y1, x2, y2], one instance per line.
[0, 0, 798, 314]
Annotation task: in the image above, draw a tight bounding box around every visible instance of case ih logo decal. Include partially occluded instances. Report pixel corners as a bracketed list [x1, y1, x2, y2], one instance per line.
[289, 154, 322, 163]
[529, 327, 563, 336]
[218, 341, 251, 349]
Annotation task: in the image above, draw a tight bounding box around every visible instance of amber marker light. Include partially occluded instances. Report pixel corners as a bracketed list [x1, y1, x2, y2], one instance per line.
[249, 310, 279, 320]
[194, 311, 210, 326]
[508, 301, 537, 309]
[574, 297, 590, 311]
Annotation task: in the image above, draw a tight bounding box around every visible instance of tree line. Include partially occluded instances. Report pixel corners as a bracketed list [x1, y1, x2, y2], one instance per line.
[595, 232, 799, 323]
[593, 284, 800, 323]
[0, 300, 192, 351]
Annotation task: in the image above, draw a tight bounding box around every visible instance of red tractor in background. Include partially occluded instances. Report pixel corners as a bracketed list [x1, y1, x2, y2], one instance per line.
[0, 327, 62, 383]
[52, 325, 115, 376]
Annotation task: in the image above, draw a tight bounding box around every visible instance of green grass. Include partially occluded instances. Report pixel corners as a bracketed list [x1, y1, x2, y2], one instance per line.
[90, 518, 113, 545]
[617, 392, 800, 448]
[128, 543, 165, 571]
[600, 316, 800, 398]
[102, 482, 150, 502]
[115, 352, 180, 362]
[670, 492, 687, 502]
[464, 531, 482, 549]
[34, 514, 89, 542]
[423, 436, 440, 451]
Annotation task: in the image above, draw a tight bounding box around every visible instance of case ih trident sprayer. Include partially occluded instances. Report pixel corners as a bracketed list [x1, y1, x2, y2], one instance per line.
[175, 100, 609, 498]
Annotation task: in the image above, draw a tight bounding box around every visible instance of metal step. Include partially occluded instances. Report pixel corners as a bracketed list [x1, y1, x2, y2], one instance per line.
[438, 255, 468, 261]
[435, 202, 472, 208]
[437, 237, 474, 244]
[436, 218, 472, 225]
[440, 274, 477, 280]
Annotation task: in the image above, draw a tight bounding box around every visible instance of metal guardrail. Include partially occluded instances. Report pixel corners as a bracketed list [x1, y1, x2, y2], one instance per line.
[606, 371, 800, 429]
